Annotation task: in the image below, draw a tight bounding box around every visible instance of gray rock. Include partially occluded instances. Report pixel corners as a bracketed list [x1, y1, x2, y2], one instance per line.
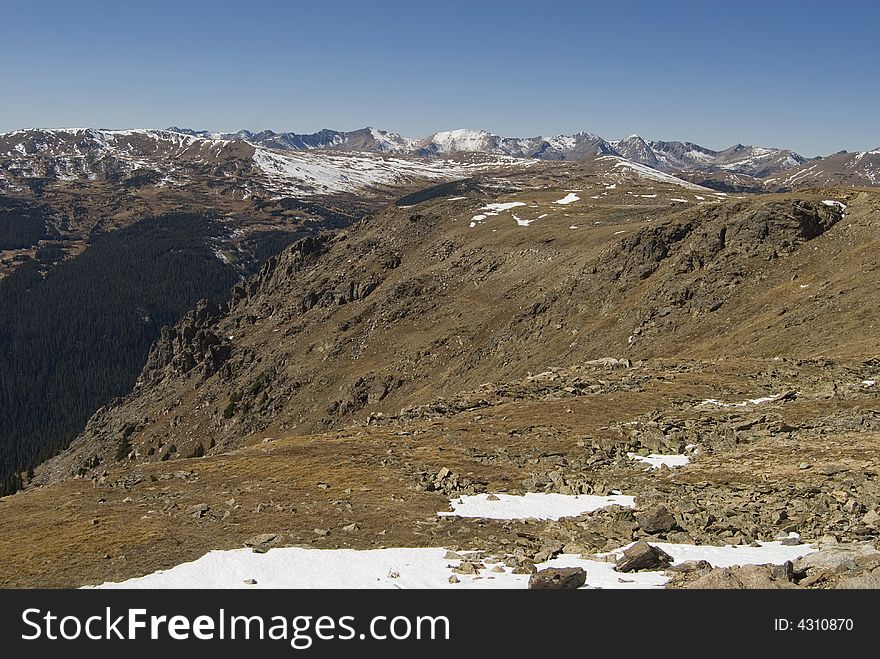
[245, 533, 279, 553]
[855, 553, 880, 572]
[667, 559, 711, 574]
[245, 533, 277, 546]
[683, 565, 799, 589]
[186, 503, 209, 518]
[528, 567, 587, 590]
[635, 506, 677, 534]
[770, 561, 795, 582]
[616, 540, 673, 572]
[835, 572, 880, 589]
[452, 562, 483, 575]
[512, 562, 537, 575]
[794, 543, 879, 575]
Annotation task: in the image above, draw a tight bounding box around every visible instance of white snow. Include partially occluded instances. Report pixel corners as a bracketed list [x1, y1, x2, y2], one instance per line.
[628, 453, 690, 469]
[427, 129, 493, 154]
[670, 198, 688, 203]
[601, 538, 815, 571]
[468, 202, 528, 228]
[821, 199, 847, 210]
[699, 392, 792, 408]
[599, 156, 710, 191]
[251, 148, 532, 197]
[554, 192, 580, 205]
[480, 201, 527, 213]
[90, 539, 817, 590]
[863, 380, 876, 387]
[254, 149, 448, 196]
[438, 492, 635, 520]
[368, 127, 414, 152]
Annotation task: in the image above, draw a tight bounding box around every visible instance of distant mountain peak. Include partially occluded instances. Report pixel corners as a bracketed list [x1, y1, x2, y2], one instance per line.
[5, 124, 872, 191]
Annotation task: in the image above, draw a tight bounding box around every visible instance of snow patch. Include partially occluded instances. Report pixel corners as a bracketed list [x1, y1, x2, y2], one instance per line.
[554, 192, 580, 205]
[602, 156, 710, 191]
[438, 492, 634, 520]
[90, 540, 816, 590]
[480, 201, 527, 213]
[699, 392, 793, 408]
[628, 453, 690, 469]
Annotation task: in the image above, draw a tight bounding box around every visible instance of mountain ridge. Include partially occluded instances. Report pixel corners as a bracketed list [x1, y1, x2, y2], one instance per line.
[2, 126, 879, 201]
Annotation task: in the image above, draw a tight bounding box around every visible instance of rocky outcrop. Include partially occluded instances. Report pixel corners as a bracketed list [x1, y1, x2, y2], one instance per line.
[138, 300, 231, 386]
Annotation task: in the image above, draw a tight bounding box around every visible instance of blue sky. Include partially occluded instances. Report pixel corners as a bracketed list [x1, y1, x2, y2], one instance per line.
[1, 0, 877, 156]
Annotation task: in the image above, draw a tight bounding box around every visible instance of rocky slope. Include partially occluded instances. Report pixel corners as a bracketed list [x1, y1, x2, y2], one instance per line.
[2, 157, 878, 588]
[39, 173, 877, 483]
[3, 353, 878, 587]
[764, 148, 880, 189]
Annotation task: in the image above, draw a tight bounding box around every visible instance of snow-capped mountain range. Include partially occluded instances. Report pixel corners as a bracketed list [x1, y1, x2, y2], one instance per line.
[169, 125, 878, 188]
[1, 125, 878, 195]
[168, 126, 809, 178]
[611, 134, 805, 178]
[169, 126, 618, 161]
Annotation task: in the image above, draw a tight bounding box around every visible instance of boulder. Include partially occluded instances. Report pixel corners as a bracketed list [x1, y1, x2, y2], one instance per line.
[635, 506, 677, 534]
[616, 540, 673, 572]
[794, 543, 880, 576]
[245, 533, 279, 553]
[528, 567, 587, 590]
